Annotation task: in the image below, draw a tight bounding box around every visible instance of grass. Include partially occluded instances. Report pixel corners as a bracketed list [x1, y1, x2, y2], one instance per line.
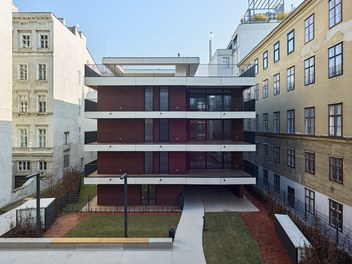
[203, 212, 262, 264]
[63, 214, 180, 237]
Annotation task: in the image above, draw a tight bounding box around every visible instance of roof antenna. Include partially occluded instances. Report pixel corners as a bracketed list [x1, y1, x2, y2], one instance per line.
[209, 32, 213, 62]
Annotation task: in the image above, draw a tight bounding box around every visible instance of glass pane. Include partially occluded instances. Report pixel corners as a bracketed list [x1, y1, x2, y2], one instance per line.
[206, 152, 222, 169]
[189, 152, 205, 169]
[207, 120, 222, 141]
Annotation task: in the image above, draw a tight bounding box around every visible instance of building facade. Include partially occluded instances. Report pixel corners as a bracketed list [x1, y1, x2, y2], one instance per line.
[84, 57, 256, 206]
[12, 13, 97, 190]
[0, 0, 14, 207]
[241, 0, 352, 233]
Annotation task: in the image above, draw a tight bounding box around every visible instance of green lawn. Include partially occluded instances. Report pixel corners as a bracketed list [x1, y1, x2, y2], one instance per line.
[203, 212, 262, 264]
[62, 181, 97, 212]
[63, 214, 180, 237]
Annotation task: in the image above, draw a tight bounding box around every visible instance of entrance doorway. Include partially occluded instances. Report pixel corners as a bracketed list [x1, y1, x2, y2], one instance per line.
[141, 185, 156, 205]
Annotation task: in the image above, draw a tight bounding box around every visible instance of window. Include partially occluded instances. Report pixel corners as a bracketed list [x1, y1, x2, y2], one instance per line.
[20, 33, 31, 48]
[305, 188, 315, 215]
[263, 169, 269, 186]
[144, 87, 153, 111]
[19, 128, 28, 148]
[254, 84, 259, 101]
[304, 107, 315, 135]
[18, 161, 30, 171]
[329, 199, 343, 231]
[328, 42, 343, 78]
[159, 152, 169, 173]
[329, 157, 343, 183]
[273, 146, 280, 163]
[329, 0, 342, 28]
[274, 174, 280, 193]
[304, 14, 314, 43]
[287, 148, 295, 168]
[287, 66, 295, 91]
[38, 128, 46, 148]
[255, 114, 259, 132]
[263, 113, 268, 132]
[262, 79, 268, 99]
[159, 86, 168, 111]
[254, 58, 258, 75]
[304, 56, 315, 85]
[37, 64, 47, 80]
[144, 152, 153, 173]
[160, 119, 169, 142]
[38, 161, 47, 171]
[287, 110, 295, 134]
[305, 152, 315, 174]
[287, 30, 294, 54]
[273, 73, 280, 95]
[328, 103, 342, 137]
[273, 41, 280, 62]
[287, 186, 295, 208]
[247, 119, 251, 131]
[38, 33, 49, 48]
[222, 57, 230, 68]
[263, 50, 268, 69]
[37, 95, 47, 113]
[64, 155, 70, 168]
[64, 132, 70, 145]
[263, 143, 268, 159]
[18, 95, 28, 113]
[144, 119, 153, 142]
[273, 111, 280, 133]
[18, 64, 28, 80]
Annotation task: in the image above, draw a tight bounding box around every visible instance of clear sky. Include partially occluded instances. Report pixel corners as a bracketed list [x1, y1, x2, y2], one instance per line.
[13, 0, 304, 63]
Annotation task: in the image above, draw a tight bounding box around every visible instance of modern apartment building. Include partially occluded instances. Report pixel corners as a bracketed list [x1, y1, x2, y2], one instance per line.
[0, 0, 14, 207]
[84, 57, 256, 206]
[12, 13, 97, 189]
[241, 0, 352, 233]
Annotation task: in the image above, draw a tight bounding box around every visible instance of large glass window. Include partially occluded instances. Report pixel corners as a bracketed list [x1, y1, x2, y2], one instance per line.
[304, 56, 315, 85]
[328, 103, 342, 137]
[304, 107, 315, 135]
[159, 87, 168, 111]
[144, 87, 153, 111]
[188, 120, 231, 141]
[287, 30, 294, 54]
[329, 0, 342, 28]
[188, 89, 232, 111]
[145, 119, 153, 142]
[188, 152, 231, 169]
[159, 119, 169, 142]
[305, 14, 314, 43]
[328, 42, 343, 78]
[159, 152, 169, 173]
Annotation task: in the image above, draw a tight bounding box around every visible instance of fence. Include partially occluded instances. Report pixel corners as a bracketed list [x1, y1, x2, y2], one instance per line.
[253, 182, 352, 254]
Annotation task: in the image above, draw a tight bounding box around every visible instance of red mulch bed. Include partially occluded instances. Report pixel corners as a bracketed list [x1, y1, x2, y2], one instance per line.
[241, 188, 293, 264]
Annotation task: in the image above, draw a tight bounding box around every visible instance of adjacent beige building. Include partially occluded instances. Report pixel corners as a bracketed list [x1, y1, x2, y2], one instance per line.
[0, 0, 14, 207]
[12, 13, 97, 195]
[241, 0, 352, 233]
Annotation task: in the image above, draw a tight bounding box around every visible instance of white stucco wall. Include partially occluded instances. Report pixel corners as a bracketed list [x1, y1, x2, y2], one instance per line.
[0, 0, 13, 207]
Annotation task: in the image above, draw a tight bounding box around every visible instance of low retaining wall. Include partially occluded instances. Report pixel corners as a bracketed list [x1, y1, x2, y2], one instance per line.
[0, 237, 173, 249]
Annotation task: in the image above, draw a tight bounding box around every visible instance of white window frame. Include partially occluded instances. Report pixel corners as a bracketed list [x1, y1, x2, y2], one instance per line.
[18, 95, 28, 113]
[19, 128, 28, 148]
[20, 33, 31, 49]
[18, 161, 30, 171]
[18, 64, 28, 80]
[36, 64, 47, 80]
[38, 32, 49, 49]
[37, 94, 47, 113]
[37, 128, 47, 148]
[64, 132, 70, 145]
[38, 161, 47, 171]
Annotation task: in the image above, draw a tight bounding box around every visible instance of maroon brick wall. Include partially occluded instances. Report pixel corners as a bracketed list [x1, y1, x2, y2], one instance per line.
[97, 152, 144, 174]
[98, 119, 144, 143]
[98, 86, 144, 111]
[157, 185, 184, 205]
[232, 89, 243, 111]
[232, 119, 244, 141]
[169, 87, 186, 111]
[232, 152, 243, 169]
[97, 184, 141, 205]
[169, 119, 186, 143]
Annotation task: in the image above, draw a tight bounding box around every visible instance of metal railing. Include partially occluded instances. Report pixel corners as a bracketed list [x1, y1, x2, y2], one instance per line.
[253, 182, 352, 254]
[85, 64, 254, 78]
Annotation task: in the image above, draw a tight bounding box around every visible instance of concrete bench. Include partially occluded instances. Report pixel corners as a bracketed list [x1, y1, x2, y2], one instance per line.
[274, 214, 311, 264]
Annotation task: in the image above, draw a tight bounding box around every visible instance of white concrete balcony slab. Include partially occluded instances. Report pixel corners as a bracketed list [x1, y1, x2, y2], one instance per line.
[85, 111, 256, 119]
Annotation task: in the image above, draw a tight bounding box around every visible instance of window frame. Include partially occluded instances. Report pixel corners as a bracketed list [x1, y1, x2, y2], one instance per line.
[273, 146, 280, 163]
[304, 14, 314, 43]
[20, 32, 31, 49]
[329, 199, 343, 231]
[329, 0, 342, 29]
[304, 56, 315, 85]
[38, 161, 47, 171]
[305, 188, 315, 215]
[287, 66, 295, 91]
[263, 113, 268, 133]
[38, 32, 49, 49]
[273, 111, 280, 133]
[254, 58, 259, 75]
[18, 64, 28, 80]
[37, 128, 47, 148]
[263, 143, 268, 159]
[262, 79, 268, 99]
[305, 152, 315, 174]
[18, 161, 31, 171]
[263, 50, 268, 69]
[328, 103, 342, 137]
[287, 110, 295, 134]
[304, 107, 315, 135]
[274, 174, 280, 193]
[273, 73, 280, 95]
[18, 95, 28, 113]
[37, 94, 47, 113]
[19, 128, 28, 148]
[287, 148, 295, 168]
[328, 42, 343, 78]
[287, 30, 295, 54]
[329, 156, 343, 183]
[273, 41, 280, 62]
